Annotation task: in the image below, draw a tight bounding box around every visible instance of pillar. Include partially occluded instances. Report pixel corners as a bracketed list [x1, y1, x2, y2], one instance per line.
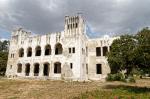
[39, 63, 43, 77]
[50, 61, 54, 76]
[24, 48, 27, 58]
[22, 63, 25, 77]
[30, 64, 34, 77]
[49, 63, 51, 77]
[101, 47, 103, 56]
[41, 46, 45, 57]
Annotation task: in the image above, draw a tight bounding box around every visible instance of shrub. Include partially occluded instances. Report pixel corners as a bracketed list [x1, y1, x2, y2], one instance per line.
[106, 74, 114, 81]
[106, 73, 125, 82]
[126, 77, 136, 83]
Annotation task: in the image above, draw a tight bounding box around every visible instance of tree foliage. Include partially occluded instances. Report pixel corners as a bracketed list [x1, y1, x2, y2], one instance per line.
[0, 40, 9, 51]
[108, 28, 150, 76]
[0, 40, 9, 76]
[135, 27, 150, 74]
[107, 35, 137, 75]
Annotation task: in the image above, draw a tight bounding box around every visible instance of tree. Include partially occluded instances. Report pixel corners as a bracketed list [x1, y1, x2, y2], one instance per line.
[107, 35, 137, 76]
[134, 27, 150, 74]
[0, 40, 9, 51]
[0, 52, 8, 75]
[0, 40, 9, 76]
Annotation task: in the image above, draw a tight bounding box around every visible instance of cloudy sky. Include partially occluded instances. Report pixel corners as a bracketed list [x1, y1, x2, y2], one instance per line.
[0, 0, 150, 39]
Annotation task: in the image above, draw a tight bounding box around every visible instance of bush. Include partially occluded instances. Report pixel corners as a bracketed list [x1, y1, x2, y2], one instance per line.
[106, 74, 114, 81]
[126, 76, 136, 83]
[129, 77, 136, 83]
[106, 73, 125, 82]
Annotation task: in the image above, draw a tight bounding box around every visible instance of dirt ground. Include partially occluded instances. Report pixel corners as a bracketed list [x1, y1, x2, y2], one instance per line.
[0, 78, 149, 99]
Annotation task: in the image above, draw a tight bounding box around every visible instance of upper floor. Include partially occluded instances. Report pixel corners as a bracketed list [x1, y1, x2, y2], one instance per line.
[8, 14, 118, 61]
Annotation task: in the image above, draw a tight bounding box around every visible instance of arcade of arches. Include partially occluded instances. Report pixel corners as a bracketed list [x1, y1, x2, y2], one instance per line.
[17, 62, 61, 77]
[19, 43, 62, 57]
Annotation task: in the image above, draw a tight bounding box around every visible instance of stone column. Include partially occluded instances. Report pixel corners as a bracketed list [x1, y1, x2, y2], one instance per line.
[101, 47, 103, 56]
[32, 49, 35, 58]
[24, 48, 27, 58]
[22, 63, 25, 77]
[30, 64, 34, 77]
[51, 48, 54, 56]
[39, 63, 43, 77]
[41, 46, 45, 57]
[48, 63, 51, 77]
[50, 61, 54, 77]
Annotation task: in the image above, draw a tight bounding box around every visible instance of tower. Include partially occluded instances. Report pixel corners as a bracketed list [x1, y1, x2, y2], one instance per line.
[64, 14, 85, 37]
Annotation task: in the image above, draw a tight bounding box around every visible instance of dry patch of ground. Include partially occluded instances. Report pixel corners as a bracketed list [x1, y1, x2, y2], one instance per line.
[0, 78, 149, 99]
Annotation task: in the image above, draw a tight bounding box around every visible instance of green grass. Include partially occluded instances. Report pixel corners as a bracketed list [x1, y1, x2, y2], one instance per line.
[73, 85, 150, 99]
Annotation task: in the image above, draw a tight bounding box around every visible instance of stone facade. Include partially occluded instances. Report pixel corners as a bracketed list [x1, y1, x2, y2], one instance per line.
[6, 15, 117, 81]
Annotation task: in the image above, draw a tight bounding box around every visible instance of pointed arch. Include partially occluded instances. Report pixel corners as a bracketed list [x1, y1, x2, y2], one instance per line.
[34, 63, 40, 76]
[35, 46, 41, 56]
[43, 62, 50, 76]
[17, 63, 22, 73]
[25, 63, 30, 76]
[55, 43, 63, 55]
[27, 47, 32, 57]
[45, 44, 51, 55]
[54, 62, 61, 73]
[19, 48, 24, 57]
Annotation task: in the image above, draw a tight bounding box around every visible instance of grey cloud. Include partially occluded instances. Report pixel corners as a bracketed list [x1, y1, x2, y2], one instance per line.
[0, 0, 150, 37]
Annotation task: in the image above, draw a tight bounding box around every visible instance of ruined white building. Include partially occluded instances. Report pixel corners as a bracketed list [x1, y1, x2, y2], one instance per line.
[6, 15, 116, 81]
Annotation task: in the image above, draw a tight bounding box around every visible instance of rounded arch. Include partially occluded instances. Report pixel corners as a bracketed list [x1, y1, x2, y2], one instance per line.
[43, 62, 50, 76]
[25, 63, 30, 76]
[55, 43, 63, 55]
[43, 62, 50, 65]
[19, 48, 24, 57]
[54, 62, 61, 74]
[17, 63, 22, 73]
[45, 44, 51, 55]
[27, 47, 32, 57]
[34, 63, 40, 76]
[35, 46, 41, 56]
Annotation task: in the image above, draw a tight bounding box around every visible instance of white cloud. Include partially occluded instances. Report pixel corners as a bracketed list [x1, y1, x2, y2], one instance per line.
[0, 38, 8, 41]
[0, 0, 150, 38]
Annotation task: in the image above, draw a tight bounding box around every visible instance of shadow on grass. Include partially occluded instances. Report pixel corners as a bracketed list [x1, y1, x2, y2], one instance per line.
[103, 84, 150, 94]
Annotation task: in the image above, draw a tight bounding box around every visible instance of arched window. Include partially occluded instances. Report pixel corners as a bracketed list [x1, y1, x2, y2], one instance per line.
[43, 63, 49, 76]
[54, 62, 61, 73]
[27, 47, 32, 57]
[34, 63, 39, 76]
[45, 45, 51, 55]
[35, 46, 41, 56]
[19, 48, 24, 57]
[25, 63, 30, 76]
[55, 43, 63, 55]
[17, 63, 22, 73]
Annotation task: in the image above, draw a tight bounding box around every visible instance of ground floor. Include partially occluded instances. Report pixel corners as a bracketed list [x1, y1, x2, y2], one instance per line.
[6, 60, 108, 81]
[7, 61, 75, 80]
